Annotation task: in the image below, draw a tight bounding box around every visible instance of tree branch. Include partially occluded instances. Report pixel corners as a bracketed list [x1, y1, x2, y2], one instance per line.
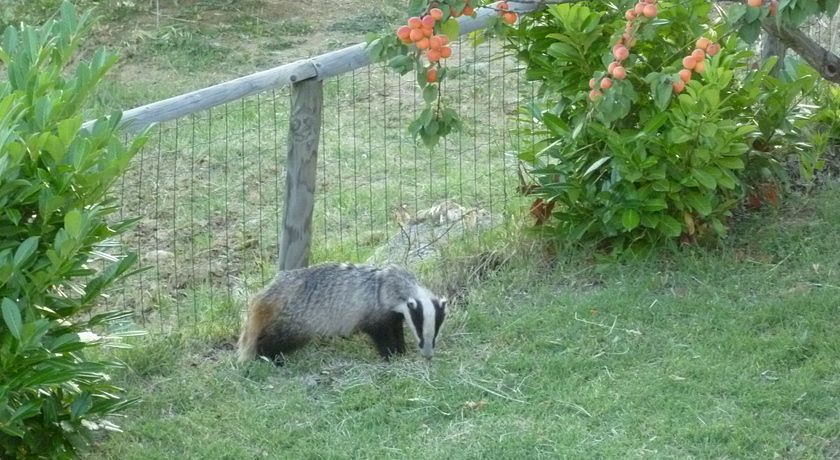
[761, 18, 840, 84]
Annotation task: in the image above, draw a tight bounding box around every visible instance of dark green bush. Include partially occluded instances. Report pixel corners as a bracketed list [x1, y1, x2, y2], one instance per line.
[0, 2, 147, 457]
[508, 1, 829, 251]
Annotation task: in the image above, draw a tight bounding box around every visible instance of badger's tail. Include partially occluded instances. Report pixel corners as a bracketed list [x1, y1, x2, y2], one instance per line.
[237, 296, 275, 363]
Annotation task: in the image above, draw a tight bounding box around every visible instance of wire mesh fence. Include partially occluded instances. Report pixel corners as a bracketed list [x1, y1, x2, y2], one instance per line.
[110, 12, 838, 332]
[112, 38, 531, 332]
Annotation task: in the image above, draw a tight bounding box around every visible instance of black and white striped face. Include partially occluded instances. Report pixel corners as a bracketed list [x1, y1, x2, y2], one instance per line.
[397, 288, 446, 360]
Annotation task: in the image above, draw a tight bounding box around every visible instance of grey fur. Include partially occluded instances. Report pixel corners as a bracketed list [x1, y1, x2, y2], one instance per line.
[237, 263, 446, 363]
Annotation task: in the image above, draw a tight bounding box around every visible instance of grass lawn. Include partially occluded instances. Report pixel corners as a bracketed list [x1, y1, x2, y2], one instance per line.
[87, 185, 840, 459]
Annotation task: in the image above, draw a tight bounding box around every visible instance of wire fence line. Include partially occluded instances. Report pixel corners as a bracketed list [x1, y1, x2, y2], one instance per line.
[108, 10, 839, 332]
[112, 38, 530, 331]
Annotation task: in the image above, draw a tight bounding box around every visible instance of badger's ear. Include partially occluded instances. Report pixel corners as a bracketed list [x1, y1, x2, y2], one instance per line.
[406, 298, 418, 310]
[440, 297, 448, 310]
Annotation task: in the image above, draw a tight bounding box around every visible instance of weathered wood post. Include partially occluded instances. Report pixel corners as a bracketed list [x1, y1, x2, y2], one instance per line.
[278, 76, 323, 271]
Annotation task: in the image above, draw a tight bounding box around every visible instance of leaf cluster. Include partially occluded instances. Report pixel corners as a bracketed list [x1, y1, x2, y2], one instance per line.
[0, 2, 146, 457]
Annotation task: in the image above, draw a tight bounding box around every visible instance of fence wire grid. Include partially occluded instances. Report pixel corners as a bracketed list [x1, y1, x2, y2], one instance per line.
[114, 39, 531, 331]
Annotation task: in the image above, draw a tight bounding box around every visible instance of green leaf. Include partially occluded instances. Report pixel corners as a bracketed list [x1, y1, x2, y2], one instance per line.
[744, 5, 763, 22]
[13, 236, 39, 267]
[64, 209, 82, 239]
[686, 192, 713, 216]
[691, 168, 717, 190]
[738, 21, 761, 43]
[657, 215, 683, 237]
[70, 393, 93, 420]
[621, 209, 641, 230]
[716, 157, 745, 169]
[727, 3, 747, 22]
[2, 297, 22, 339]
[641, 198, 668, 212]
[440, 18, 460, 41]
[423, 85, 439, 104]
[652, 76, 673, 111]
[698, 123, 718, 138]
[583, 157, 610, 177]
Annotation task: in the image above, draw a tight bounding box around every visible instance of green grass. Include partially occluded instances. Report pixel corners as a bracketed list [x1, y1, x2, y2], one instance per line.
[87, 185, 840, 459]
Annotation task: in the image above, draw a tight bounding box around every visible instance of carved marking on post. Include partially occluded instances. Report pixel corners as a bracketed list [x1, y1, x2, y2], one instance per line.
[278, 78, 323, 271]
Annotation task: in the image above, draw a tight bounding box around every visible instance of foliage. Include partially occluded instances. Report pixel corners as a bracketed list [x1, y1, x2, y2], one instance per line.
[509, 2, 755, 249]
[729, 0, 839, 44]
[748, 59, 825, 188]
[502, 0, 838, 251]
[0, 2, 147, 457]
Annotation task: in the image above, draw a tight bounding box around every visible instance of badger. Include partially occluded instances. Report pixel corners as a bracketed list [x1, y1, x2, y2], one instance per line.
[237, 262, 447, 363]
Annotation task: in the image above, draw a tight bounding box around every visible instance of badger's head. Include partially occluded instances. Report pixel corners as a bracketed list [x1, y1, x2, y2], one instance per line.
[396, 287, 446, 360]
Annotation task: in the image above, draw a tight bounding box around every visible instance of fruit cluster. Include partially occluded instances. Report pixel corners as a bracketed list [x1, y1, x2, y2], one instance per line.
[672, 37, 721, 93]
[589, 0, 659, 101]
[747, 0, 779, 15]
[396, 8, 455, 83]
[497, 2, 519, 25]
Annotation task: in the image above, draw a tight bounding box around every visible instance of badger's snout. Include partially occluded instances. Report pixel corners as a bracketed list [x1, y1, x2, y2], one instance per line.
[420, 342, 434, 360]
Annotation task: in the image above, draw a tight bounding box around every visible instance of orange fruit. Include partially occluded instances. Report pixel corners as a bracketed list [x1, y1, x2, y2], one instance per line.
[682, 56, 697, 70]
[706, 43, 721, 56]
[613, 45, 629, 61]
[397, 26, 411, 40]
[427, 49, 442, 62]
[421, 15, 436, 28]
[673, 80, 685, 93]
[463, 5, 475, 16]
[747, 0, 762, 6]
[634, 2, 645, 14]
[429, 36, 443, 50]
[426, 67, 438, 83]
[643, 4, 657, 17]
[625, 9, 636, 20]
[440, 46, 452, 58]
[438, 35, 449, 46]
[408, 17, 422, 29]
[422, 26, 433, 37]
[612, 65, 627, 80]
[693, 60, 705, 73]
[589, 89, 602, 101]
[416, 37, 430, 49]
[600, 77, 613, 89]
[429, 8, 444, 20]
[691, 48, 705, 62]
[608, 61, 618, 73]
[696, 37, 710, 50]
[678, 68, 692, 82]
[645, 0, 656, 3]
[503, 12, 517, 24]
[409, 28, 424, 42]
[589, 78, 596, 89]
[498, 2, 509, 10]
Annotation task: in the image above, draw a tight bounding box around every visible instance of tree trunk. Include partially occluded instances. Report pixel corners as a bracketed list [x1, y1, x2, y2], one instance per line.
[761, 18, 840, 84]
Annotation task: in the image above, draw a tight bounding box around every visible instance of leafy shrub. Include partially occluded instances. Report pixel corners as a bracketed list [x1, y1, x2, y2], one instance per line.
[0, 3, 147, 457]
[509, 1, 826, 251]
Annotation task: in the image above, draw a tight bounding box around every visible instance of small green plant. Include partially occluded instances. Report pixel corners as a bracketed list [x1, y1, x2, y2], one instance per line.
[0, 2, 147, 457]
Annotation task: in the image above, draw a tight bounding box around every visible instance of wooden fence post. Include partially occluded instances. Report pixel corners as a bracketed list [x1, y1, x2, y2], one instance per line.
[278, 77, 323, 271]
